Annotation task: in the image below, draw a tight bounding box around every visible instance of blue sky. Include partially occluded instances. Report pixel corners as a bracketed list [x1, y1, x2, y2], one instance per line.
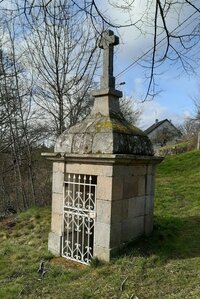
[2, 0, 198, 131]
[115, 61, 198, 129]
[96, 0, 200, 130]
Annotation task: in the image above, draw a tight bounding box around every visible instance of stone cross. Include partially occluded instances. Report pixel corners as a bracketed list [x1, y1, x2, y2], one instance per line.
[99, 30, 119, 89]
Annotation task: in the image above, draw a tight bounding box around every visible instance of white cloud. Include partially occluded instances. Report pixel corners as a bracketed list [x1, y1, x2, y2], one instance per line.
[137, 100, 194, 131]
[97, 0, 197, 71]
[96, 0, 154, 59]
[137, 100, 168, 130]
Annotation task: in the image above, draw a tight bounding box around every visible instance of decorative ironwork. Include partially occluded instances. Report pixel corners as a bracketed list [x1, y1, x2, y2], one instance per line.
[62, 174, 96, 264]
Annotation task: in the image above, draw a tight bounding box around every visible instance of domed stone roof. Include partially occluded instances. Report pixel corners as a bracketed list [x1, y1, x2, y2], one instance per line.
[55, 112, 153, 155]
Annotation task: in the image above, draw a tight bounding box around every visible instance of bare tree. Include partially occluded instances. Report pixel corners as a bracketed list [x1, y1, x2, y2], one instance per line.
[180, 97, 200, 143]
[21, 0, 100, 137]
[119, 96, 141, 125]
[0, 20, 44, 211]
[9, 0, 199, 99]
[0, 45, 29, 210]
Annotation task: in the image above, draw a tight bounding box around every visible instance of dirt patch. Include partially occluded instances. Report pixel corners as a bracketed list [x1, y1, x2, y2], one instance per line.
[0, 216, 16, 229]
[50, 257, 86, 270]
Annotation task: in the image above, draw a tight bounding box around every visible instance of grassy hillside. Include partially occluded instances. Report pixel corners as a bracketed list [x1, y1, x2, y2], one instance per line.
[0, 151, 200, 299]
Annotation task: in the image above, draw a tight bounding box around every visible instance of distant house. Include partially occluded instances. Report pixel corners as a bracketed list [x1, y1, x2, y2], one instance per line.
[144, 119, 182, 147]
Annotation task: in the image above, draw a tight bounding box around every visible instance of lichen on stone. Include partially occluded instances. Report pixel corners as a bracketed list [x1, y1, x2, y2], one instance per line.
[95, 116, 146, 136]
[54, 113, 153, 155]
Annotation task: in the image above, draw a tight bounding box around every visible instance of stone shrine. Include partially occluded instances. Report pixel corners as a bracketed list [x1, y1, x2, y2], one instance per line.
[43, 30, 163, 264]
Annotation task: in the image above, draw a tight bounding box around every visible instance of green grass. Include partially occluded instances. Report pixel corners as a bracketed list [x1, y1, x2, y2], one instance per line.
[155, 140, 193, 156]
[158, 140, 192, 150]
[0, 151, 200, 298]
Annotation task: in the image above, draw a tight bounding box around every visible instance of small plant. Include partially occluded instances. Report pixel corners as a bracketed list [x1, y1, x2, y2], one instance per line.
[90, 256, 102, 268]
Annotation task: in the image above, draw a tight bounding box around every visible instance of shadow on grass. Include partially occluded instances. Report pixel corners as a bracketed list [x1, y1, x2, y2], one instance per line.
[117, 215, 200, 260]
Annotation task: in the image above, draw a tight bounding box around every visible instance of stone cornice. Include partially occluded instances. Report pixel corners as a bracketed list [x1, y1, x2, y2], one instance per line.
[91, 88, 122, 98]
[41, 152, 163, 165]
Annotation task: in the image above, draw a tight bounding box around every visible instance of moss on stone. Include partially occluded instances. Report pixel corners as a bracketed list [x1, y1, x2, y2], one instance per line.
[95, 118, 146, 136]
[95, 120, 113, 132]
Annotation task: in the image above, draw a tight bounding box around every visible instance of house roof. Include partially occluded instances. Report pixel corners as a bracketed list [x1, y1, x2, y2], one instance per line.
[144, 119, 168, 135]
[144, 119, 182, 135]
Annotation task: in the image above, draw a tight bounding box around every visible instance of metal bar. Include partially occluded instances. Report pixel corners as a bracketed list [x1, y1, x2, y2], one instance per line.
[62, 173, 96, 264]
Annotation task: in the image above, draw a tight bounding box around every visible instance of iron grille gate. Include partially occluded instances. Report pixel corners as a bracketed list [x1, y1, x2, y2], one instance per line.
[62, 174, 96, 264]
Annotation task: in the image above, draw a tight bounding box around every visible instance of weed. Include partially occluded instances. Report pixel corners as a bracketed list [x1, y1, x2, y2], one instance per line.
[90, 256, 103, 268]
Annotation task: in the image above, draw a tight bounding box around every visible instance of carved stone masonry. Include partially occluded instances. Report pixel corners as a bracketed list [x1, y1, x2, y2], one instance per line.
[45, 28, 162, 264]
[99, 29, 119, 89]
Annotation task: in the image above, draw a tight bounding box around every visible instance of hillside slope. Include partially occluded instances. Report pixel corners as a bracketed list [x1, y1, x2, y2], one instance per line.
[154, 150, 200, 258]
[0, 151, 200, 298]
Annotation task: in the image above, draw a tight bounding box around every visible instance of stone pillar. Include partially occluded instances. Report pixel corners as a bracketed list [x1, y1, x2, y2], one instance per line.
[197, 132, 200, 150]
[94, 171, 123, 260]
[48, 161, 65, 256]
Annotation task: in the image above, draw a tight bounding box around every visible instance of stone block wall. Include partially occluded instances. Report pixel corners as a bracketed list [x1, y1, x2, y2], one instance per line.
[95, 163, 157, 260]
[48, 157, 158, 262]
